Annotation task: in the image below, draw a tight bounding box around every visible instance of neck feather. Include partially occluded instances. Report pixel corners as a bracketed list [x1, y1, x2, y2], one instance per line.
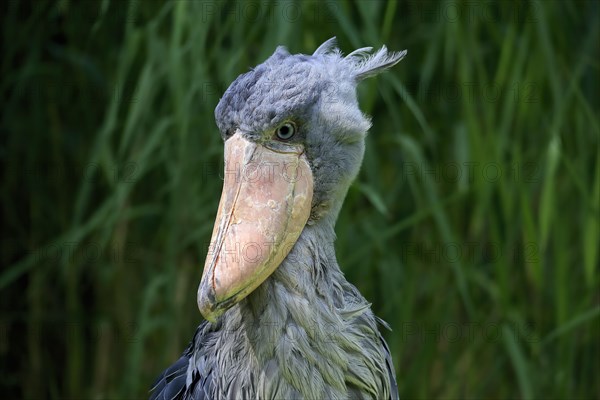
[210, 222, 386, 399]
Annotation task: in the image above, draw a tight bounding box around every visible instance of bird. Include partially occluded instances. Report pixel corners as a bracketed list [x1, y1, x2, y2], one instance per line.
[150, 37, 407, 400]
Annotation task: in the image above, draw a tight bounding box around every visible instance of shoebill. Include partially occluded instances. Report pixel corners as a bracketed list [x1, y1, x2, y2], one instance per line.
[150, 37, 406, 400]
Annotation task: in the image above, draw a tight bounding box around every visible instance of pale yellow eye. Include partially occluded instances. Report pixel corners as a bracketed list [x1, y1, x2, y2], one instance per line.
[275, 122, 296, 140]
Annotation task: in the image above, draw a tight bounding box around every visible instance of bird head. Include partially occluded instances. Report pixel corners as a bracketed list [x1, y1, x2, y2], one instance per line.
[198, 38, 406, 321]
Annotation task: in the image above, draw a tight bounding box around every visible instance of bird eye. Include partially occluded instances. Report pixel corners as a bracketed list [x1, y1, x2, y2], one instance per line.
[275, 122, 296, 141]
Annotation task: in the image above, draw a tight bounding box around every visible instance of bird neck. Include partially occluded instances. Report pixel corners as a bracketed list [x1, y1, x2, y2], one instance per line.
[215, 222, 382, 398]
[243, 221, 348, 320]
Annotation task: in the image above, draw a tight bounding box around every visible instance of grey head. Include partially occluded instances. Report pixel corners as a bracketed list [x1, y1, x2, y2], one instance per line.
[215, 37, 407, 227]
[197, 38, 406, 322]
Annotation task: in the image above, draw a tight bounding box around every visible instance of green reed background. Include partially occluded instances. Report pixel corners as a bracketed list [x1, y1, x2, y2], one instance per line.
[1, 0, 598, 398]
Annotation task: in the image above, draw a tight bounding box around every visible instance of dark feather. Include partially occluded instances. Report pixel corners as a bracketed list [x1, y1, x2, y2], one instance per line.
[380, 332, 399, 400]
[149, 325, 206, 400]
[149, 354, 189, 400]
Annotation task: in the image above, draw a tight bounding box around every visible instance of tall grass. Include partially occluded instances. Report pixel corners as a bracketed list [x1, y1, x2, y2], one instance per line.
[1, 0, 598, 398]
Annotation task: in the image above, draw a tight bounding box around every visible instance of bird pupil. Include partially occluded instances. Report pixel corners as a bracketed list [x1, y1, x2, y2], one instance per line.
[280, 126, 289, 135]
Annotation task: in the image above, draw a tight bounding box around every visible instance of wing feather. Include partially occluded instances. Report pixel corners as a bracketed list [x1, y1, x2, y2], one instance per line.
[150, 323, 209, 400]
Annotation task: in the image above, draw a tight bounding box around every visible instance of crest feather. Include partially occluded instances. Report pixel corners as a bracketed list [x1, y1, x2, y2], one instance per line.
[348, 46, 407, 81]
[345, 47, 373, 59]
[313, 37, 339, 56]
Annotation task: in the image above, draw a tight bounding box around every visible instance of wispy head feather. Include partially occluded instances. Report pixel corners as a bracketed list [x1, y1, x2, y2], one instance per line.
[346, 45, 407, 81]
[314, 37, 406, 82]
[312, 37, 340, 56]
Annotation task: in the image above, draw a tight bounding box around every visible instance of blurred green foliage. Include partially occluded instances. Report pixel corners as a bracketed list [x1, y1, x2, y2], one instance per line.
[1, 0, 598, 399]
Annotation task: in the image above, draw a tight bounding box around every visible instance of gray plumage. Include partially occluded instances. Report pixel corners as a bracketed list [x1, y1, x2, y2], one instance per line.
[150, 37, 406, 400]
